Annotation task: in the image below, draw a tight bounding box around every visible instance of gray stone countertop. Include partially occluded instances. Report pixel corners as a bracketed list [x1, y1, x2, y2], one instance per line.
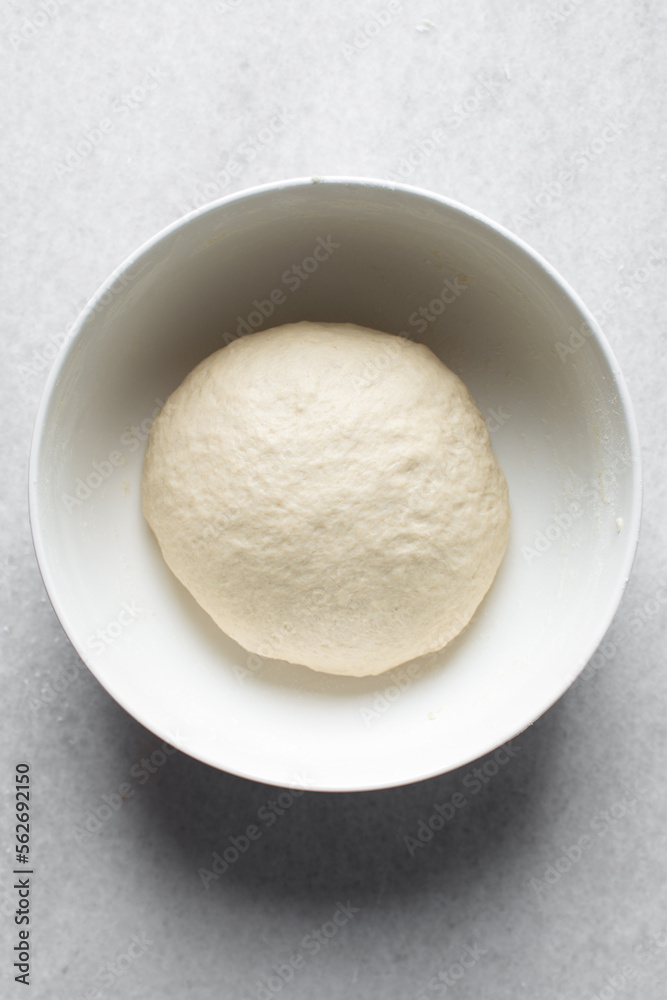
[1, 2, 666, 998]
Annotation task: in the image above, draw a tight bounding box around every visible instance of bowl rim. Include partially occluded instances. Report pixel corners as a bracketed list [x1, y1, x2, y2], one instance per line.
[28, 175, 643, 791]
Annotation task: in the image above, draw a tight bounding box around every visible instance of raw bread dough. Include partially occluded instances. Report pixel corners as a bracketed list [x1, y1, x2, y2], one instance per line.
[142, 321, 510, 676]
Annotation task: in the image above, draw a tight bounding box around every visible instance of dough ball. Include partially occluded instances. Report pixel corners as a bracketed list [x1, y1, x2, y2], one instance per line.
[142, 321, 510, 677]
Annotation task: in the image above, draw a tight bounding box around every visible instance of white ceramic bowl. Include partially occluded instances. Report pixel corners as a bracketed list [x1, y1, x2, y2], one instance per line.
[29, 177, 641, 791]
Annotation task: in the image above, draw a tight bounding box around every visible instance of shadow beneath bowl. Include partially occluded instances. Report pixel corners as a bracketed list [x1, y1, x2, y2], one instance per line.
[122, 692, 567, 917]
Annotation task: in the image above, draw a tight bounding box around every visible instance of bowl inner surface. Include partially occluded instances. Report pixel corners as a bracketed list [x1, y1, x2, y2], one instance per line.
[30, 179, 640, 791]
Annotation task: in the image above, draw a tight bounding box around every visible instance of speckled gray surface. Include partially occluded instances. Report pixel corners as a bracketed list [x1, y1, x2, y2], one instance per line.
[2, 2, 667, 998]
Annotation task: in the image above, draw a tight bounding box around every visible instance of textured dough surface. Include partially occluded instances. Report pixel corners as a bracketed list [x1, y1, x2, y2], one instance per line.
[142, 321, 510, 676]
